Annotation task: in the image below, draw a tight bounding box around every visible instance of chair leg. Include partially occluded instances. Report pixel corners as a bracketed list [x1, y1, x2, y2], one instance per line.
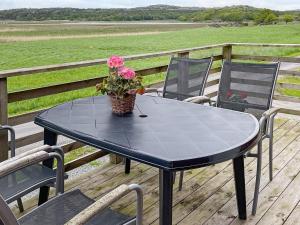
[268, 116, 275, 182]
[17, 198, 24, 213]
[269, 135, 273, 182]
[178, 171, 184, 191]
[252, 140, 262, 216]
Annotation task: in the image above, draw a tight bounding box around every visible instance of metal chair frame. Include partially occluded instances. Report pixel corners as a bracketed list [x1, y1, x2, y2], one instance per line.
[0, 125, 64, 212]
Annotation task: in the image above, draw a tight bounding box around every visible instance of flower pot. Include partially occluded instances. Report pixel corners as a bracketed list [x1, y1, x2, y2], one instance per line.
[109, 94, 136, 115]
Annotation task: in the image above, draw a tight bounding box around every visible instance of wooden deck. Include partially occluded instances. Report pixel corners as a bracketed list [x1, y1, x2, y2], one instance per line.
[14, 117, 300, 225]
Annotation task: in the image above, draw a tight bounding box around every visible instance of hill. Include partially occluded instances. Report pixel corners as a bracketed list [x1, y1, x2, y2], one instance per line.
[0, 5, 299, 23]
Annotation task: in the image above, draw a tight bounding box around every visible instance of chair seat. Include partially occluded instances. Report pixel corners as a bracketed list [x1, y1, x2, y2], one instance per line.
[0, 164, 56, 203]
[18, 189, 133, 225]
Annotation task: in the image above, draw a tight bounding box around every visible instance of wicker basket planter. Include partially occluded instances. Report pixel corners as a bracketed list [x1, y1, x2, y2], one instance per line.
[109, 94, 136, 115]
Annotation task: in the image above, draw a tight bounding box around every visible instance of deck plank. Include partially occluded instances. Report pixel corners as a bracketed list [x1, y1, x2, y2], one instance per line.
[255, 139, 300, 225]
[146, 119, 292, 224]
[230, 139, 300, 225]
[284, 201, 300, 225]
[179, 132, 300, 224]
[200, 126, 300, 225]
[198, 121, 300, 225]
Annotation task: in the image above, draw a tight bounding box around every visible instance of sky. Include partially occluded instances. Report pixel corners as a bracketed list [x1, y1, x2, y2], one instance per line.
[0, 0, 299, 11]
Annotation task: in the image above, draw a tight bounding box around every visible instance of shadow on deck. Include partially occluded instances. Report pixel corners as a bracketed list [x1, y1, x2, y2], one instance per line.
[13, 117, 300, 225]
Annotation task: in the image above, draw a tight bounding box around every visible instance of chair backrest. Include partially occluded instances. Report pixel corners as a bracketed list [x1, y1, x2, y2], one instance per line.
[162, 57, 213, 101]
[217, 61, 280, 118]
[0, 194, 19, 225]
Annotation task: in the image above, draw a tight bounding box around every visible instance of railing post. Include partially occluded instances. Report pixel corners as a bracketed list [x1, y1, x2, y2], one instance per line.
[0, 78, 9, 162]
[222, 44, 232, 62]
[109, 154, 123, 164]
[177, 51, 190, 58]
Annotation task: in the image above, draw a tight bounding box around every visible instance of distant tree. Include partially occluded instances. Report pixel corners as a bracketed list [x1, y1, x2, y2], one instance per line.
[0, 6, 297, 23]
[255, 9, 278, 25]
[264, 13, 278, 24]
[283, 14, 294, 24]
[178, 15, 188, 21]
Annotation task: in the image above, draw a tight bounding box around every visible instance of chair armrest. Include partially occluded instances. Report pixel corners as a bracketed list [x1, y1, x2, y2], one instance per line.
[0, 151, 50, 177]
[1, 145, 52, 166]
[262, 107, 280, 119]
[0, 125, 16, 156]
[46, 146, 64, 160]
[145, 88, 159, 93]
[0, 150, 64, 194]
[261, 107, 280, 136]
[65, 184, 143, 225]
[184, 96, 211, 104]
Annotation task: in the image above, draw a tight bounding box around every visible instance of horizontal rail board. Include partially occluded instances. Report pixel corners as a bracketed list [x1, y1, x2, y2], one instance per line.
[8, 131, 43, 149]
[206, 90, 218, 98]
[279, 108, 300, 116]
[277, 82, 300, 90]
[8, 77, 104, 103]
[8, 110, 44, 126]
[279, 70, 300, 77]
[0, 45, 225, 78]
[10, 133, 86, 151]
[62, 141, 86, 153]
[230, 43, 300, 48]
[206, 78, 220, 88]
[274, 95, 300, 103]
[64, 150, 108, 172]
[232, 54, 300, 63]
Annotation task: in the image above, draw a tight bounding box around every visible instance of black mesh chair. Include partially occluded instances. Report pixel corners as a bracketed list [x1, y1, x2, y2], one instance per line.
[145, 56, 213, 101]
[125, 57, 213, 177]
[162, 57, 213, 100]
[0, 150, 143, 225]
[183, 60, 280, 215]
[0, 125, 64, 212]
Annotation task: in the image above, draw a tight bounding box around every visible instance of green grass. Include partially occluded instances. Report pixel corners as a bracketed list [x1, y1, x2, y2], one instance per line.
[1, 23, 300, 115]
[280, 89, 300, 97]
[279, 76, 300, 85]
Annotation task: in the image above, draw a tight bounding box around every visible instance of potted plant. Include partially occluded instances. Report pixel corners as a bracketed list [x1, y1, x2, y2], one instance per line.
[96, 56, 144, 115]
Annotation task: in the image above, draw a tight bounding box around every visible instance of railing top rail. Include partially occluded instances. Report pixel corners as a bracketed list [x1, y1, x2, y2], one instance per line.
[229, 43, 300, 48]
[0, 43, 226, 79]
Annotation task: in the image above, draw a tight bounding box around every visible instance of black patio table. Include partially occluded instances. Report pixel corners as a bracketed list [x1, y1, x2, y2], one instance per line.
[34, 95, 259, 225]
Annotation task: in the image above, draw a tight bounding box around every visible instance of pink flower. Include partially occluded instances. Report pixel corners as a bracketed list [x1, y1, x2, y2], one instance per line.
[107, 55, 124, 68]
[118, 67, 136, 80]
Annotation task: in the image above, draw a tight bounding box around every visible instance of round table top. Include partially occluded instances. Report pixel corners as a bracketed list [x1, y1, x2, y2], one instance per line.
[35, 95, 259, 170]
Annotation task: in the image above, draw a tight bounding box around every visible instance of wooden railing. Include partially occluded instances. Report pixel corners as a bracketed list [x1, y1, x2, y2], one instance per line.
[0, 43, 300, 171]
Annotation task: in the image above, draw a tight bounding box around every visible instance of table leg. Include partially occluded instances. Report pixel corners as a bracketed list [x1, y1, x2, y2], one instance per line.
[233, 155, 247, 220]
[38, 129, 57, 205]
[125, 158, 131, 174]
[159, 169, 173, 225]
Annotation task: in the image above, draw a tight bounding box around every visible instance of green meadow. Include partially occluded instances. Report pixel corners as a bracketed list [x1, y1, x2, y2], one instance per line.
[1, 23, 300, 116]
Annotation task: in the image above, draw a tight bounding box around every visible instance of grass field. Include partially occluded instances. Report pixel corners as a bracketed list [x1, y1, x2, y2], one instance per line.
[1, 23, 300, 116]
